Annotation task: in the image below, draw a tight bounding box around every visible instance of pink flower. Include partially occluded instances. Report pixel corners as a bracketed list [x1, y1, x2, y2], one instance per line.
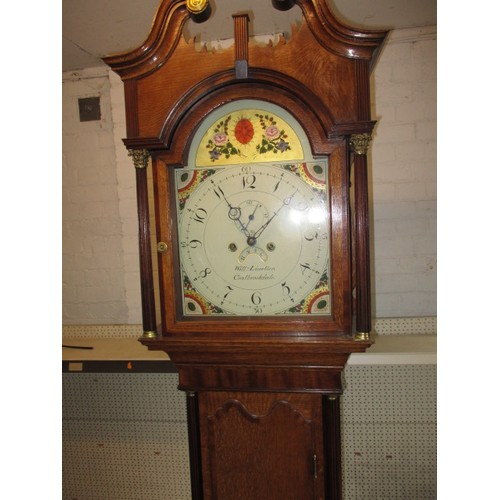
[265, 125, 280, 140]
[213, 133, 228, 146]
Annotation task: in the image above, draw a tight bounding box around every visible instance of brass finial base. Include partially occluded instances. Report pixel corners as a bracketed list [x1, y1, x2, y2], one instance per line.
[354, 331, 371, 341]
[186, 0, 211, 22]
[142, 330, 157, 339]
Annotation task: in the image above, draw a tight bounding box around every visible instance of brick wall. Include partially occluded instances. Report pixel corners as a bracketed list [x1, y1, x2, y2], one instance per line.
[61, 26, 437, 324]
[370, 26, 437, 317]
[62, 67, 128, 323]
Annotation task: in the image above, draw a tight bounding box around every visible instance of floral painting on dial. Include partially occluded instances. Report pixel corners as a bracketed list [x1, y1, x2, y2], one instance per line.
[195, 109, 304, 166]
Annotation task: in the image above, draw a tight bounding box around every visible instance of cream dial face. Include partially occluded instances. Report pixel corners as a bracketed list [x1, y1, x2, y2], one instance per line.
[175, 162, 331, 316]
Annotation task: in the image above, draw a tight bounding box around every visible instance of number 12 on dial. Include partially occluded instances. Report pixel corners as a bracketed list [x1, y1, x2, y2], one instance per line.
[175, 162, 332, 316]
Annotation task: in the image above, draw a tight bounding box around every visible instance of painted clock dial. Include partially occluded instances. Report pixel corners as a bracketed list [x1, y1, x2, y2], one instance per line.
[175, 161, 331, 316]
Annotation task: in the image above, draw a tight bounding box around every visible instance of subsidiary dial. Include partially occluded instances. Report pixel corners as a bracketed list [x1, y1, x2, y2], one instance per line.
[235, 199, 269, 238]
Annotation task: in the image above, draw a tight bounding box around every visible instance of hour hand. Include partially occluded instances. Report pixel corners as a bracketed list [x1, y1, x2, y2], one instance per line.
[228, 206, 251, 236]
[212, 182, 250, 237]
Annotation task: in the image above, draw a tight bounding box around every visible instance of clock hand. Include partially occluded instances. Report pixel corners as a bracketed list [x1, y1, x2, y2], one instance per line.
[249, 190, 298, 244]
[213, 182, 250, 237]
[244, 202, 262, 231]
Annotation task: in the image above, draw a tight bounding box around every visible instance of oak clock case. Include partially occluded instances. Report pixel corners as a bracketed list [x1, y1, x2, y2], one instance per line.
[103, 1, 388, 498]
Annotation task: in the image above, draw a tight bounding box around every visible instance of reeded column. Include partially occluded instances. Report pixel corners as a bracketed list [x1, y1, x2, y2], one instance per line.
[349, 133, 372, 341]
[233, 14, 249, 79]
[128, 149, 157, 339]
[323, 394, 342, 500]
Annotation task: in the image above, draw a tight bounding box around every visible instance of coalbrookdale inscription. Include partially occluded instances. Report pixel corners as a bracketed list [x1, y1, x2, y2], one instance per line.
[234, 264, 276, 281]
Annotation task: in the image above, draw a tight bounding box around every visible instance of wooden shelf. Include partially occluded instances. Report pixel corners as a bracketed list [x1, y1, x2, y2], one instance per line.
[62, 338, 173, 373]
[348, 334, 436, 365]
[62, 334, 436, 372]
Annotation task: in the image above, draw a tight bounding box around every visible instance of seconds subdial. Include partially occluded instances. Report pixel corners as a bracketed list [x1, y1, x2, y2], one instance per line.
[235, 200, 269, 238]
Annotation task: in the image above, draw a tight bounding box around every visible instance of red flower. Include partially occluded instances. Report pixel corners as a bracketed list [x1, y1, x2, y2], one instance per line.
[234, 118, 254, 144]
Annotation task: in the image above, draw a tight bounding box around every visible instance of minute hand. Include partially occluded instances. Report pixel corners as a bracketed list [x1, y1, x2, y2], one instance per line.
[252, 190, 297, 240]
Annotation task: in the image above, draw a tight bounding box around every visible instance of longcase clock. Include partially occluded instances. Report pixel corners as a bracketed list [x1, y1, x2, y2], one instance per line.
[105, 1, 388, 498]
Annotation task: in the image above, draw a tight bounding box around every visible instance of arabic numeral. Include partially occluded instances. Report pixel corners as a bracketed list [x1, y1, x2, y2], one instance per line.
[304, 230, 328, 241]
[190, 207, 208, 223]
[199, 268, 211, 279]
[300, 262, 321, 275]
[251, 291, 262, 305]
[221, 286, 234, 305]
[242, 174, 256, 189]
[273, 173, 284, 192]
[181, 239, 202, 249]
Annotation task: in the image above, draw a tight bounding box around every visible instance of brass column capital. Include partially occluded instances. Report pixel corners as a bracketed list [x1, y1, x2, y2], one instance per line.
[128, 148, 150, 169]
[349, 133, 372, 155]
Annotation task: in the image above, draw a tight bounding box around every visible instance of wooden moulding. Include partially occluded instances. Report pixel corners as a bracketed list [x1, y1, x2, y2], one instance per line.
[104, 0, 388, 80]
[141, 334, 371, 392]
[104, 0, 388, 144]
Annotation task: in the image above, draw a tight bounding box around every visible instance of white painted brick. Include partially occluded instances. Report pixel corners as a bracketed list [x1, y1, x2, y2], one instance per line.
[84, 269, 115, 287]
[414, 200, 436, 217]
[80, 235, 110, 254]
[372, 258, 399, 275]
[76, 163, 117, 186]
[374, 235, 415, 259]
[372, 183, 397, 203]
[395, 218, 430, 237]
[62, 68, 124, 324]
[398, 256, 436, 275]
[396, 182, 432, 201]
[62, 303, 91, 322]
[73, 202, 106, 220]
[372, 161, 413, 183]
[394, 141, 431, 162]
[375, 273, 420, 294]
[63, 131, 100, 152]
[394, 101, 429, 124]
[396, 292, 436, 317]
[372, 103, 396, 124]
[411, 160, 436, 182]
[373, 202, 417, 220]
[374, 81, 417, 105]
[66, 185, 116, 204]
[374, 294, 402, 317]
[415, 273, 437, 292]
[376, 41, 412, 63]
[413, 235, 437, 255]
[391, 61, 422, 85]
[371, 143, 396, 164]
[416, 121, 437, 141]
[374, 123, 416, 144]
